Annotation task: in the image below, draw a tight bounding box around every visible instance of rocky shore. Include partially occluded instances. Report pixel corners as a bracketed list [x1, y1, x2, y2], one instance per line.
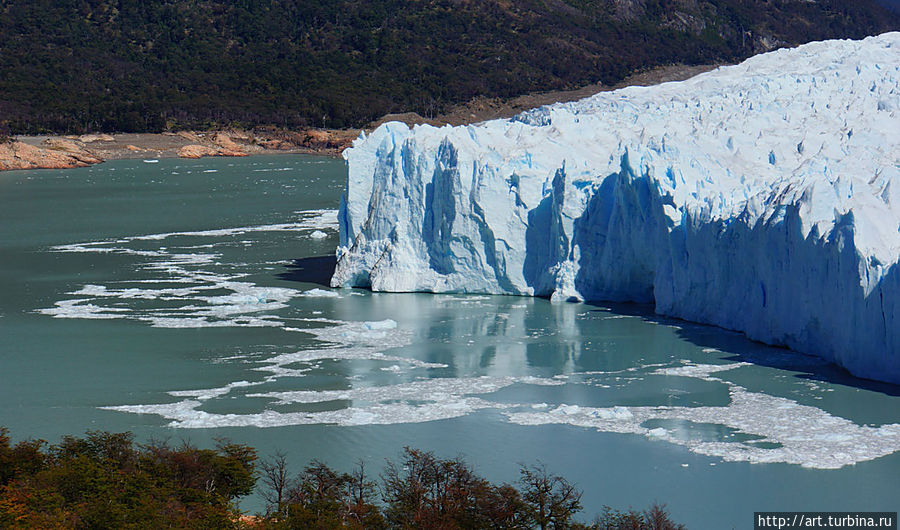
[0, 138, 103, 171]
[0, 128, 359, 171]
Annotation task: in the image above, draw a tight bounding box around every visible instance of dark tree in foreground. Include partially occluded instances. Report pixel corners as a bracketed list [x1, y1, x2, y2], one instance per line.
[381, 447, 527, 529]
[261, 457, 385, 529]
[0, 428, 256, 529]
[261, 446, 686, 529]
[594, 502, 687, 530]
[518, 463, 584, 530]
[2, 427, 686, 529]
[260, 450, 290, 513]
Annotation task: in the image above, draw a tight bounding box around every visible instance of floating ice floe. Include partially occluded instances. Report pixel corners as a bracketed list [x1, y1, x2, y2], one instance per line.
[101, 357, 900, 469]
[39, 210, 338, 329]
[506, 363, 900, 469]
[102, 375, 562, 429]
[301, 288, 341, 298]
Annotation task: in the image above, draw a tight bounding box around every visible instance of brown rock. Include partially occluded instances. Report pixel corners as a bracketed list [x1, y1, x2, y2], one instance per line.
[226, 131, 253, 142]
[292, 129, 357, 152]
[218, 149, 248, 157]
[43, 138, 85, 152]
[213, 133, 245, 154]
[79, 134, 116, 143]
[177, 144, 247, 159]
[304, 130, 333, 143]
[177, 145, 220, 159]
[0, 141, 103, 171]
[176, 131, 202, 142]
[124, 144, 145, 152]
[258, 139, 288, 150]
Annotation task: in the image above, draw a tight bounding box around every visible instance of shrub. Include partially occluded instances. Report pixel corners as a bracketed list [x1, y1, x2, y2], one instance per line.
[0, 428, 256, 529]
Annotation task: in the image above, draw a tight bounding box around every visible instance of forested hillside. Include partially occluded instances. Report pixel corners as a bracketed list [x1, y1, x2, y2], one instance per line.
[1, 0, 897, 133]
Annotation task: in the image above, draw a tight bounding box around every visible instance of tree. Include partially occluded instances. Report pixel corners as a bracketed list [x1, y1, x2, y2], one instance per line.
[279, 459, 385, 529]
[518, 463, 583, 530]
[0, 429, 257, 528]
[2, 0, 896, 133]
[0, 428, 47, 487]
[260, 450, 290, 514]
[213, 438, 259, 500]
[1, 427, 688, 529]
[382, 447, 528, 529]
[344, 460, 384, 528]
[593, 502, 685, 530]
[642, 502, 686, 530]
[0, 122, 13, 144]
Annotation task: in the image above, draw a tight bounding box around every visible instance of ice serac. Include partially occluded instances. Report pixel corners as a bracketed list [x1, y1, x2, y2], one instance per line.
[332, 33, 900, 384]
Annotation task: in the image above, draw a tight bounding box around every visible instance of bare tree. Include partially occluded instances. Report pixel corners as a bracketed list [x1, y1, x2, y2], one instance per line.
[259, 450, 290, 514]
[518, 463, 583, 530]
[643, 502, 686, 530]
[347, 459, 378, 507]
[344, 460, 383, 528]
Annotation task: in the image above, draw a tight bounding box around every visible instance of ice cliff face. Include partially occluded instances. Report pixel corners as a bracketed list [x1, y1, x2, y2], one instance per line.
[332, 33, 900, 384]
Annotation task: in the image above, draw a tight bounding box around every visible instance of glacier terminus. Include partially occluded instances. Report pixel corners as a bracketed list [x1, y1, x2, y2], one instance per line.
[332, 33, 900, 384]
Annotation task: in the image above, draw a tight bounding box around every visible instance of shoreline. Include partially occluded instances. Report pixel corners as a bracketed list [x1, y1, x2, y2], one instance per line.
[15, 132, 350, 160]
[1, 129, 357, 171]
[1, 63, 718, 171]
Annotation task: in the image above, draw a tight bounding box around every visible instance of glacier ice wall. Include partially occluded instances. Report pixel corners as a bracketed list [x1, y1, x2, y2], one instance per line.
[332, 33, 900, 384]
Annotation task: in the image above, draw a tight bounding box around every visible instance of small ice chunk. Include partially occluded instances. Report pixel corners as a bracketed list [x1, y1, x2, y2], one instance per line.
[303, 288, 340, 298]
[364, 319, 398, 330]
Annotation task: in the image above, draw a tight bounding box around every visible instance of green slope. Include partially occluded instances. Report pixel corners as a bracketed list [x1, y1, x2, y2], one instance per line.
[1, 0, 897, 133]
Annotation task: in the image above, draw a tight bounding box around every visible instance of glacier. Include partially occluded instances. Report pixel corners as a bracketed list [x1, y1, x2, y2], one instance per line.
[332, 33, 900, 384]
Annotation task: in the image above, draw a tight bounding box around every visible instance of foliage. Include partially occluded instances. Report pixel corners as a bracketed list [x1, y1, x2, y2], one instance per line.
[0, 122, 13, 143]
[2, 427, 689, 528]
[380, 447, 525, 529]
[0, 427, 256, 529]
[593, 502, 686, 530]
[259, 447, 684, 529]
[262, 457, 385, 529]
[0, 0, 897, 134]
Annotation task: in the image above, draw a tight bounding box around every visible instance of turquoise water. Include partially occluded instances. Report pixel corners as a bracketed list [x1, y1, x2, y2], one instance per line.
[1, 155, 898, 528]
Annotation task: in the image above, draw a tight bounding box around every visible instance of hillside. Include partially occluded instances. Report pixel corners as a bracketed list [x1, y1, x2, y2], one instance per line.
[1, 0, 898, 134]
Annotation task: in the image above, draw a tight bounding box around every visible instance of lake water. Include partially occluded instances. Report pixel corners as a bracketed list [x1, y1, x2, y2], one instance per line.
[1, 155, 898, 528]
